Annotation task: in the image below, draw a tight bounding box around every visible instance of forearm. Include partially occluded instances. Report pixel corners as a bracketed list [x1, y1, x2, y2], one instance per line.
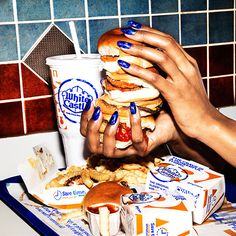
[196, 110, 236, 167]
[169, 131, 233, 172]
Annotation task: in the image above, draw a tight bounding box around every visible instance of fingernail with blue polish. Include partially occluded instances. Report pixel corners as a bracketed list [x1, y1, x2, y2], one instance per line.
[92, 107, 100, 121]
[117, 60, 130, 69]
[121, 27, 136, 35]
[128, 20, 142, 29]
[130, 102, 136, 115]
[84, 99, 91, 111]
[117, 41, 132, 49]
[109, 111, 118, 125]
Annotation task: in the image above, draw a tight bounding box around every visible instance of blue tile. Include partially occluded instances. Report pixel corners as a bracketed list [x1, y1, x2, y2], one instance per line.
[209, 0, 234, 10]
[181, 13, 207, 46]
[181, 0, 206, 11]
[88, 0, 117, 17]
[19, 23, 49, 58]
[0, 25, 17, 61]
[54, 0, 85, 19]
[0, 0, 14, 22]
[209, 12, 234, 43]
[151, 0, 178, 13]
[55, 21, 88, 53]
[17, 0, 50, 21]
[120, 0, 149, 15]
[152, 15, 179, 41]
[121, 17, 150, 28]
[89, 19, 119, 53]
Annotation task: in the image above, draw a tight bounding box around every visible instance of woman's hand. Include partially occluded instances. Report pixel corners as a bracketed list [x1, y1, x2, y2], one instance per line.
[117, 21, 218, 140]
[80, 100, 178, 158]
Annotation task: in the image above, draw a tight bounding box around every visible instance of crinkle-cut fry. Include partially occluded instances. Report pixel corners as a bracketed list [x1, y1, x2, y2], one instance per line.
[143, 161, 155, 170]
[89, 169, 111, 182]
[114, 169, 128, 181]
[154, 158, 162, 166]
[95, 165, 106, 172]
[81, 169, 94, 188]
[122, 163, 142, 170]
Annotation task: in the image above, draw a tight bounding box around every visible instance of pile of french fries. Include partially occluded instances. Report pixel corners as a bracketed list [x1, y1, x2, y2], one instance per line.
[46, 155, 163, 189]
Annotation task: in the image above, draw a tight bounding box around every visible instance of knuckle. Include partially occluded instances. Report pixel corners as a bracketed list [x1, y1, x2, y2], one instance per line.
[164, 36, 176, 48]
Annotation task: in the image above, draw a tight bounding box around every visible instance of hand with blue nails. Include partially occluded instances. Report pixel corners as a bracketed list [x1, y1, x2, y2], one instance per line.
[80, 23, 236, 170]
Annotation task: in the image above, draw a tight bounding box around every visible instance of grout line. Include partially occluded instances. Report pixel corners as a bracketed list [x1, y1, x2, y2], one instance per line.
[117, 0, 121, 27]
[12, 0, 27, 134]
[148, 0, 152, 27]
[233, 1, 236, 103]
[206, 0, 210, 98]
[84, 0, 90, 54]
[0, 8, 234, 26]
[0, 95, 53, 104]
[178, 0, 182, 44]
[49, 0, 55, 23]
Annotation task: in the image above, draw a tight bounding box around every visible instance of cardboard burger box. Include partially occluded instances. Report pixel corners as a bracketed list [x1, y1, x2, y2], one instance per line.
[18, 145, 89, 209]
[145, 155, 225, 224]
[121, 192, 193, 236]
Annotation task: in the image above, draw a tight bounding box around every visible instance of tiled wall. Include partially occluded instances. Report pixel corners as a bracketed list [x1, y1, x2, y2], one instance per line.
[0, 0, 235, 138]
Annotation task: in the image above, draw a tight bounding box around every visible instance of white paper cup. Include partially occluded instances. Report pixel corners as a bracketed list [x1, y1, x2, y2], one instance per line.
[86, 203, 121, 236]
[46, 54, 103, 166]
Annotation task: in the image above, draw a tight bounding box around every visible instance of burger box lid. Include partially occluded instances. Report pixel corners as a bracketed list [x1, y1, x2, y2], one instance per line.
[121, 192, 193, 236]
[18, 145, 89, 210]
[145, 155, 225, 224]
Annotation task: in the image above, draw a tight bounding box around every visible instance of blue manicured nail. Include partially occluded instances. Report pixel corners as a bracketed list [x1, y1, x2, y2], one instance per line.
[117, 41, 132, 49]
[117, 59, 130, 69]
[130, 102, 136, 115]
[128, 20, 142, 29]
[121, 27, 137, 35]
[84, 99, 91, 111]
[92, 107, 100, 121]
[109, 111, 118, 125]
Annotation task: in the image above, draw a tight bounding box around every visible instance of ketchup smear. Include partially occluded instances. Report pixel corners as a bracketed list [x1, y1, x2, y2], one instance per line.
[87, 204, 119, 214]
[115, 123, 131, 142]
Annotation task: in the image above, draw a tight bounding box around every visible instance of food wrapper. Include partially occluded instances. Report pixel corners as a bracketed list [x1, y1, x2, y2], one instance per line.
[193, 203, 236, 235]
[121, 192, 193, 235]
[18, 145, 89, 209]
[145, 155, 225, 224]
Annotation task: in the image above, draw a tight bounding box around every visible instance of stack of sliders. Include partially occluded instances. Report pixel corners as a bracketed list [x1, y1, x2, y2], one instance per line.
[96, 28, 163, 149]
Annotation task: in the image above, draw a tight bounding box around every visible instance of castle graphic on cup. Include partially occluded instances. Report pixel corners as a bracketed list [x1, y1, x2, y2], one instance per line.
[58, 78, 99, 124]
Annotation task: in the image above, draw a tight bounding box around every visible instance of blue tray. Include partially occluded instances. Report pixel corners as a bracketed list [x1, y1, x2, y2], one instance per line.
[0, 175, 59, 236]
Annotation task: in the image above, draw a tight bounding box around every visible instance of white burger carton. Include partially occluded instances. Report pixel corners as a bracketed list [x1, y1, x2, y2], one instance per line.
[121, 192, 193, 236]
[145, 155, 225, 224]
[18, 145, 89, 209]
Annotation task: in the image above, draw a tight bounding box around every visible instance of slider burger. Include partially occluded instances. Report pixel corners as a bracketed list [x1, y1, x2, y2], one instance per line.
[96, 28, 163, 149]
[83, 181, 133, 210]
[84, 182, 133, 235]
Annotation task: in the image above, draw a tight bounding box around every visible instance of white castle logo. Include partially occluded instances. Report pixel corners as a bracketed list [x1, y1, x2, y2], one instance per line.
[61, 85, 93, 114]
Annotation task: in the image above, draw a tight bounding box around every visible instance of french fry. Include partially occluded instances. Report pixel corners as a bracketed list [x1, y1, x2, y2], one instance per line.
[81, 169, 94, 188]
[99, 207, 110, 236]
[89, 169, 111, 182]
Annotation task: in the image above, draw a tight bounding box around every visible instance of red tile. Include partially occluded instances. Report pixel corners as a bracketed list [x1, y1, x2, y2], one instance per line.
[25, 97, 57, 134]
[209, 76, 234, 107]
[185, 46, 207, 77]
[21, 63, 52, 97]
[209, 44, 233, 76]
[0, 64, 21, 100]
[0, 102, 24, 137]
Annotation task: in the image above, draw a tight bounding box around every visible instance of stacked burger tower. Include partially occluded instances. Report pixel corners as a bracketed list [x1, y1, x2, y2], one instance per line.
[96, 28, 163, 149]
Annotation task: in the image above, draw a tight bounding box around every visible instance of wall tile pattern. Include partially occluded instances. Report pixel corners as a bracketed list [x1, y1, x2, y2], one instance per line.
[0, 0, 235, 138]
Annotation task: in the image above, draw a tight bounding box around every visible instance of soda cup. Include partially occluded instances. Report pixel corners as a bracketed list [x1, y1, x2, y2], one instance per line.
[46, 54, 103, 166]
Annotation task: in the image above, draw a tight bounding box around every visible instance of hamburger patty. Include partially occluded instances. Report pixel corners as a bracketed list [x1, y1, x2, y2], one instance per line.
[106, 76, 140, 89]
[103, 78, 141, 92]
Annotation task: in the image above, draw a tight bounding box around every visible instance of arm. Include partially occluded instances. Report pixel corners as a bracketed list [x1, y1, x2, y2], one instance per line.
[116, 21, 236, 167]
